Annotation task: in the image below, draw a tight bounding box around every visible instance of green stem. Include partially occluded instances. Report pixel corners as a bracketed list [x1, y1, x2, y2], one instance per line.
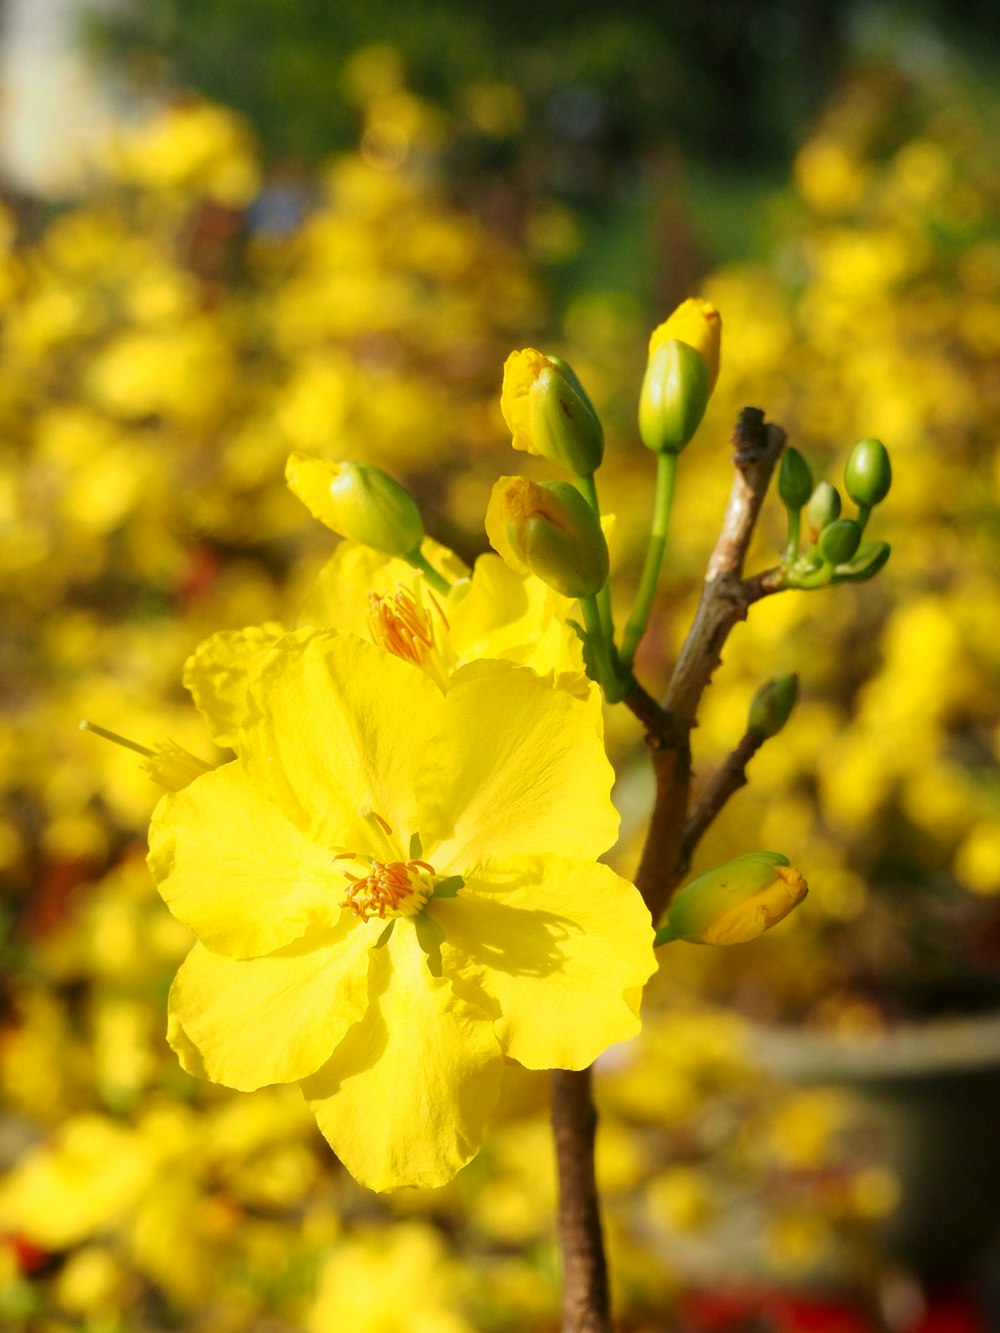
[620, 452, 677, 670]
[580, 594, 625, 702]
[855, 502, 872, 535]
[407, 548, 452, 597]
[786, 508, 801, 561]
[574, 472, 614, 645]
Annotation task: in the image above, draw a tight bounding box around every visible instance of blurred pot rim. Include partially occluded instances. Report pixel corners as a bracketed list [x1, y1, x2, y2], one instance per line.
[749, 1012, 1000, 1083]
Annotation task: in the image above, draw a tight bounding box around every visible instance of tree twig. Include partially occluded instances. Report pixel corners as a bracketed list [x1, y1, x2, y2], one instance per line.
[551, 1068, 612, 1333]
[677, 728, 764, 881]
[663, 408, 786, 728]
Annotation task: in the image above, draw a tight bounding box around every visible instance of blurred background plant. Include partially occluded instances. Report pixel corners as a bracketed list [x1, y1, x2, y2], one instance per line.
[1, 1, 999, 1329]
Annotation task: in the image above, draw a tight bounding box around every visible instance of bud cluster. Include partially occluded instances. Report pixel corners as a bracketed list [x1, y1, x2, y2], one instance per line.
[777, 438, 893, 589]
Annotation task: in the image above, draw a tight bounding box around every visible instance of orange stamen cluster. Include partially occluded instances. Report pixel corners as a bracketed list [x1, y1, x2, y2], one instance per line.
[340, 857, 436, 922]
[368, 586, 448, 668]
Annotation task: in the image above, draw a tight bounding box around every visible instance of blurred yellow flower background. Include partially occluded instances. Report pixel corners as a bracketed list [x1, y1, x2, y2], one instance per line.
[1, 48, 999, 1333]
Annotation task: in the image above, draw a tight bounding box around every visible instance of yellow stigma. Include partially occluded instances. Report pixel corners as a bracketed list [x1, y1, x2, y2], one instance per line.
[339, 855, 436, 922]
[367, 584, 450, 688]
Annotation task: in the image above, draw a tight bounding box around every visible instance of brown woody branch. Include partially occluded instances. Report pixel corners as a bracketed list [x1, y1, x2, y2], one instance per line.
[552, 408, 788, 1333]
[551, 1068, 612, 1333]
[677, 728, 764, 882]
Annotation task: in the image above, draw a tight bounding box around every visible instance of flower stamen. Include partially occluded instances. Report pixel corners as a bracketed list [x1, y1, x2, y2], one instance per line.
[367, 583, 453, 692]
[340, 857, 436, 922]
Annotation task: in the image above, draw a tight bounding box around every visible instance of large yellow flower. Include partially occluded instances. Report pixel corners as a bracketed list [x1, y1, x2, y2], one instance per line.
[149, 631, 655, 1191]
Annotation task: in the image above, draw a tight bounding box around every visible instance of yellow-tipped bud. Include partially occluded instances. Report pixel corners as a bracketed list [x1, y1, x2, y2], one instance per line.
[285, 454, 424, 557]
[639, 298, 721, 454]
[500, 349, 604, 475]
[650, 298, 721, 391]
[655, 852, 808, 946]
[484, 475, 609, 598]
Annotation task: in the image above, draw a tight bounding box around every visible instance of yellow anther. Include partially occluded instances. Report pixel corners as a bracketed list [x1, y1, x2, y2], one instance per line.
[340, 857, 435, 922]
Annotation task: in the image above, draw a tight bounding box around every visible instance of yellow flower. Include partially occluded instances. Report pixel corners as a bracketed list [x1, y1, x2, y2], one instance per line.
[149, 632, 655, 1191]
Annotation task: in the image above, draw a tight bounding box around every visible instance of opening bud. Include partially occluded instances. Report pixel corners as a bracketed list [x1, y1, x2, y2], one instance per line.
[817, 517, 862, 566]
[501, 350, 604, 475]
[806, 481, 841, 539]
[844, 437, 892, 509]
[748, 673, 799, 740]
[638, 299, 721, 455]
[778, 447, 813, 511]
[655, 852, 808, 947]
[285, 454, 424, 557]
[485, 476, 609, 598]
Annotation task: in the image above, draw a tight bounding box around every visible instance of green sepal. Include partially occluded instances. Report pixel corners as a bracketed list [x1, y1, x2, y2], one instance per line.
[639, 339, 711, 455]
[529, 357, 604, 474]
[374, 920, 396, 948]
[835, 540, 891, 582]
[408, 831, 423, 859]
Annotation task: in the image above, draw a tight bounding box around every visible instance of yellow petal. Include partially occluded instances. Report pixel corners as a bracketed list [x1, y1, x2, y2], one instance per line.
[448, 554, 585, 682]
[430, 855, 655, 1070]
[649, 298, 721, 393]
[418, 660, 617, 868]
[241, 630, 447, 852]
[299, 539, 468, 635]
[499, 348, 548, 455]
[182, 622, 286, 748]
[148, 761, 344, 958]
[168, 924, 378, 1091]
[302, 920, 502, 1191]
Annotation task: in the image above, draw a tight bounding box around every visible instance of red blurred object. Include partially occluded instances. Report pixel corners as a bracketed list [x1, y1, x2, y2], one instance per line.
[678, 1287, 984, 1333]
[7, 1233, 49, 1274]
[176, 543, 220, 608]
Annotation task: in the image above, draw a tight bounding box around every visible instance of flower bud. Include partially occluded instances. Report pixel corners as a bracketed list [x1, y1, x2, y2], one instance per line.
[806, 481, 841, 537]
[655, 852, 808, 947]
[500, 350, 604, 474]
[285, 454, 424, 557]
[485, 476, 609, 598]
[817, 517, 862, 566]
[748, 674, 799, 740]
[778, 447, 813, 511]
[638, 298, 721, 455]
[844, 437, 892, 508]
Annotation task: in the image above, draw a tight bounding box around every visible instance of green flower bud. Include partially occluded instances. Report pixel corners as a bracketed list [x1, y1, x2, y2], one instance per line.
[806, 481, 841, 537]
[817, 517, 862, 566]
[501, 350, 604, 474]
[845, 437, 892, 508]
[285, 454, 424, 557]
[485, 476, 610, 598]
[836, 540, 892, 582]
[778, 447, 813, 511]
[748, 674, 799, 740]
[638, 338, 711, 455]
[655, 852, 808, 946]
